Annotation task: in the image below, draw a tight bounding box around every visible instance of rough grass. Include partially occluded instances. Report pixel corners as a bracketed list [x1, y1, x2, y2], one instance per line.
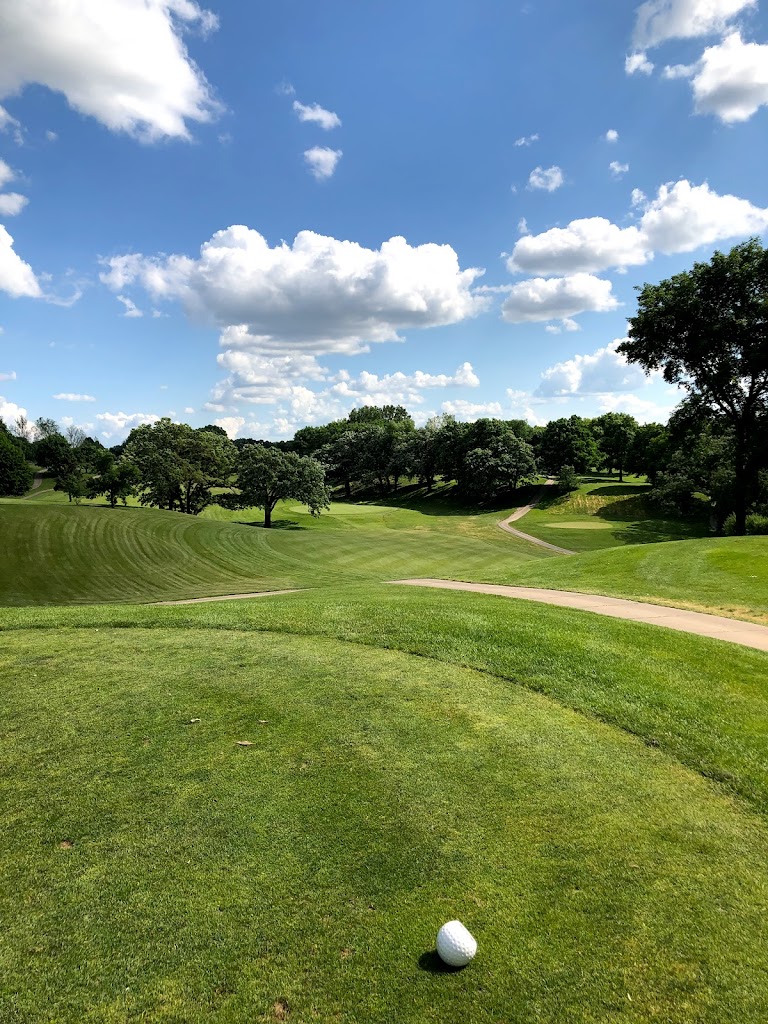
[3, 591, 768, 1023]
[512, 536, 768, 624]
[520, 476, 710, 552]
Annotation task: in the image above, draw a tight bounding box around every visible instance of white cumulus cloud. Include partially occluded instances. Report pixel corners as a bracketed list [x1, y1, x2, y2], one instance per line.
[117, 294, 143, 318]
[514, 133, 539, 146]
[303, 146, 342, 180]
[0, 396, 27, 423]
[605, 129, 620, 142]
[501, 274, 619, 323]
[96, 410, 160, 440]
[626, 52, 655, 75]
[0, 225, 41, 298]
[440, 399, 504, 420]
[536, 339, 646, 396]
[100, 226, 487, 355]
[0, 193, 28, 216]
[293, 100, 341, 130]
[609, 161, 629, 178]
[0, 370, 16, 381]
[688, 31, 768, 122]
[632, 0, 756, 49]
[528, 165, 564, 191]
[508, 179, 768, 275]
[214, 416, 245, 439]
[0, 0, 220, 141]
[53, 393, 96, 402]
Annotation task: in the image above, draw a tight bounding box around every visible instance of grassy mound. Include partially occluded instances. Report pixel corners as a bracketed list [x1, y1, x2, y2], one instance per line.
[512, 535, 768, 624]
[0, 500, 549, 606]
[520, 476, 709, 552]
[3, 591, 768, 1022]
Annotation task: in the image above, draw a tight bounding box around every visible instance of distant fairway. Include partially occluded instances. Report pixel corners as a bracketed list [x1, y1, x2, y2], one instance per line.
[2, 589, 768, 1022]
[0, 498, 550, 606]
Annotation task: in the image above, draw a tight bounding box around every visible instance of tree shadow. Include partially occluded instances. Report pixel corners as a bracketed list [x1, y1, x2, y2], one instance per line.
[589, 484, 649, 497]
[417, 950, 464, 974]
[235, 519, 306, 531]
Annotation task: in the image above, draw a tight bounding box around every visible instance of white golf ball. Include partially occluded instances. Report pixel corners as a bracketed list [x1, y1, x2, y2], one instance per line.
[436, 919, 477, 967]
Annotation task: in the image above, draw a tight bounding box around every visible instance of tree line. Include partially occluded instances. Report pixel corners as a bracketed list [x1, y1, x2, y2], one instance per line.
[2, 240, 766, 533]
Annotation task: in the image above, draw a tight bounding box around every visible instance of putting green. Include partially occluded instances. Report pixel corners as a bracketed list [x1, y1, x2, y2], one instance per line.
[542, 521, 615, 530]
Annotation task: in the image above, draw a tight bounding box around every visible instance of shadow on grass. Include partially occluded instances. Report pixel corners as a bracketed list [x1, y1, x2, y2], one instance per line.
[337, 481, 545, 519]
[236, 519, 306, 531]
[589, 484, 649, 497]
[417, 950, 465, 974]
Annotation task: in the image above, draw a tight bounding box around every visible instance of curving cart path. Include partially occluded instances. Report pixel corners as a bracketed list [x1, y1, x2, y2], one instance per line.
[497, 480, 576, 556]
[389, 579, 768, 653]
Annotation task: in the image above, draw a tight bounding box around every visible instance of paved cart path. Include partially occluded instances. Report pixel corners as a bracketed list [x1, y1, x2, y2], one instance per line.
[497, 480, 576, 556]
[390, 579, 768, 653]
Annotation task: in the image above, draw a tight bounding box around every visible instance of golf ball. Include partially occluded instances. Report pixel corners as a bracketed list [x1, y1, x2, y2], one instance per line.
[436, 920, 477, 967]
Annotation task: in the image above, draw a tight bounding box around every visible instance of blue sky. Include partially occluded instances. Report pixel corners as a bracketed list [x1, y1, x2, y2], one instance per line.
[1, 0, 767, 440]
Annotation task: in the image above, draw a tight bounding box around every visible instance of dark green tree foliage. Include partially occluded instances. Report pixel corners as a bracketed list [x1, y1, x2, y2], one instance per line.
[627, 423, 670, 483]
[557, 465, 580, 493]
[124, 419, 236, 514]
[619, 238, 768, 535]
[0, 430, 33, 495]
[318, 430, 365, 498]
[347, 404, 414, 427]
[463, 435, 538, 499]
[596, 412, 638, 481]
[34, 432, 71, 474]
[229, 446, 330, 528]
[539, 416, 599, 474]
[86, 451, 139, 508]
[33, 417, 59, 440]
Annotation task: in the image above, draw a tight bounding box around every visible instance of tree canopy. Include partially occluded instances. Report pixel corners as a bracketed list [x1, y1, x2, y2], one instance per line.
[228, 446, 330, 527]
[619, 238, 768, 533]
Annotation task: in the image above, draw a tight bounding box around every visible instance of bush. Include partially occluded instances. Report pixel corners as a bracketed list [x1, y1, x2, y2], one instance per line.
[723, 513, 768, 536]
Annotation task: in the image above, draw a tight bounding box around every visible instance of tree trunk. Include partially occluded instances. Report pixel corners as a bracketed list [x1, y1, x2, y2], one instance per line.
[618, 463, 623, 483]
[344, 478, 351, 499]
[734, 428, 749, 536]
[264, 502, 273, 528]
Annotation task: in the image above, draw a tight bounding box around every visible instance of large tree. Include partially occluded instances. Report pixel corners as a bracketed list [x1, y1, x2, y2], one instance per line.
[619, 238, 768, 534]
[124, 419, 236, 515]
[0, 430, 33, 495]
[596, 412, 637, 482]
[229, 446, 330, 528]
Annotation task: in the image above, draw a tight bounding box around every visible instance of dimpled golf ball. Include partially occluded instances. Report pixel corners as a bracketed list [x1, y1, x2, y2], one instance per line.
[436, 920, 477, 967]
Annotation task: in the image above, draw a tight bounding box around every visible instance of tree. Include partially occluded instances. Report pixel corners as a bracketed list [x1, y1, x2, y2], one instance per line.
[0, 430, 33, 495]
[86, 451, 139, 508]
[34, 417, 59, 440]
[64, 424, 87, 448]
[538, 416, 599, 474]
[596, 412, 637, 481]
[124, 419, 236, 514]
[34, 432, 72, 475]
[619, 238, 768, 534]
[229, 446, 330, 528]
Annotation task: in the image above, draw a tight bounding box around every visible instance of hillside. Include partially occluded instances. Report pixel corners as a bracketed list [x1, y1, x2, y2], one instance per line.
[0, 499, 550, 606]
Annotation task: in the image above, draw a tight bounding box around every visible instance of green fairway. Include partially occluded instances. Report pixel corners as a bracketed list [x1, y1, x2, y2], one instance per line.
[512, 536, 768, 624]
[3, 590, 768, 1023]
[519, 476, 710, 552]
[0, 498, 551, 606]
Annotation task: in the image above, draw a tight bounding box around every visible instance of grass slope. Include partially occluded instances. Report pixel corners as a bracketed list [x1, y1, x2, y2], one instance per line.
[512, 536, 768, 624]
[3, 590, 768, 1022]
[520, 476, 709, 552]
[0, 499, 549, 606]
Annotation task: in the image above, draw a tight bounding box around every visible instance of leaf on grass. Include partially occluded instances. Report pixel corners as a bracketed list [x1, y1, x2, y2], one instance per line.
[236, 740, 253, 747]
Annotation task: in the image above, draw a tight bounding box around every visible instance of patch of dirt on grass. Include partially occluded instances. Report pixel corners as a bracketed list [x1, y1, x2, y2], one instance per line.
[272, 999, 290, 1020]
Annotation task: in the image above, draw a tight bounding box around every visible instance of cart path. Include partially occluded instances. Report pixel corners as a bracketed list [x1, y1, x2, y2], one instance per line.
[390, 579, 768, 653]
[154, 589, 304, 606]
[497, 479, 576, 556]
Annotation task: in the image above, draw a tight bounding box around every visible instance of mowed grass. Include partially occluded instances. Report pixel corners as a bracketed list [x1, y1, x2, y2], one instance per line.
[0, 498, 551, 606]
[512, 536, 768, 624]
[3, 589, 768, 1023]
[520, 476, 710, 552]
